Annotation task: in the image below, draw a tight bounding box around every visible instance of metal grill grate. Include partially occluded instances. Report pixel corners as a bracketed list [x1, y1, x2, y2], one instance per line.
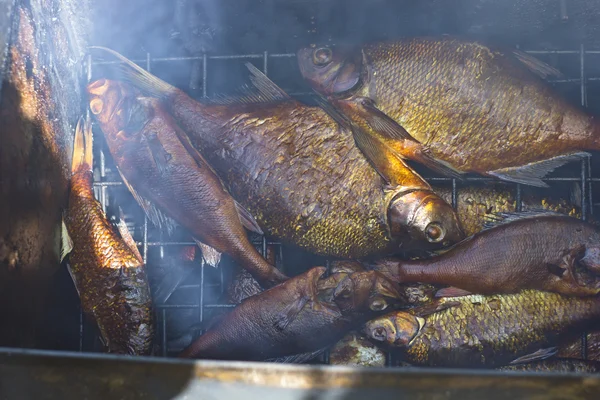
[82, 45, 600, 364]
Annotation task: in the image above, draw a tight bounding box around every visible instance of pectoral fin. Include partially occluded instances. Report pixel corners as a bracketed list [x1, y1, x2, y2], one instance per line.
[434, 287, 473, 298]
[274, 296, 309, 330]
[512, 50, 564, 79]
[234, 201, 264, 234]
[145, 132, 172, 176]
[509, 347, 558, 365]
[350, 98, 463, 179]
[488, 152, 590, 187]
[60, 218, 73, 262]
[193, 238, 222, 268]
[119, 172, 178, 236]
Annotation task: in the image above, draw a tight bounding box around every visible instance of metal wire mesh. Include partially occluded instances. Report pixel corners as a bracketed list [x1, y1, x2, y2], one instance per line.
[82, 45, 599, 364]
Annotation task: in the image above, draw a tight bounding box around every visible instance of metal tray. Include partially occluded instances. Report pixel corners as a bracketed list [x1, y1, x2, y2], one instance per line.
[0, 347, 599, 400]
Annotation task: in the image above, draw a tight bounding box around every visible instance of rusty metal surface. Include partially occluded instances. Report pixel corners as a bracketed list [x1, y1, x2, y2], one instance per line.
[0, 348, 600, 400]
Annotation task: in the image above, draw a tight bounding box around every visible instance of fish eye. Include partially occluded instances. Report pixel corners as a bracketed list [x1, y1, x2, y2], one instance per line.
[425, 222, 444, 243]
[339, 287, 352, 298]
[370, 298, 388, 311]
[313, 47, 333, 66]
[371, 327, 387, 341]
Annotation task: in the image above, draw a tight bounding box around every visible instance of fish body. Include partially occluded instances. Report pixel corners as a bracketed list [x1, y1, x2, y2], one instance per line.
[365, 290, 600, 368]
[433, 185, 581, 236]
[87, 80, 287, 288]
[179, 268, 401, 361]
[329, 331, 387, 367]
[297, 37, 598, 187]
[370, 214, 600, 297]
[90, 47, 464, 259]
[63, 118, 153, 355]
[498, 359, 600, 373]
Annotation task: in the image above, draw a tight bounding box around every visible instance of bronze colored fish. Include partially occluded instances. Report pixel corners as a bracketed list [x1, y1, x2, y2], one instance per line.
[62, 117, 153, 355]
[432, 184, 581, 236]
[498, 359, 600, 373]
[364, 290, 600, 368]
[369, 213, 600, 297]
[89, 47, 464, 259]
[297, 37, 597, 187]
[87, 80, 287, 289]
[179, 267, 401, 361]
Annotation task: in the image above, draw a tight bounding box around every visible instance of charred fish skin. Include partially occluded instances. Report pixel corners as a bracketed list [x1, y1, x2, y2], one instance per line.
[365, 290, 600, 368]
[498, 359, 600, 374]
[432, 185, 581, 237]
[87, 80, 287, 289]
[63, 118, 154, 356]
[297, 37, 598, 187]
[89, 47, 464, 258]
[369, 214, 600, 297]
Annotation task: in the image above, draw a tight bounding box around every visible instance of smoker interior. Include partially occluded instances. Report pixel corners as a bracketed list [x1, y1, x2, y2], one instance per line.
[37, 0, 600, 365]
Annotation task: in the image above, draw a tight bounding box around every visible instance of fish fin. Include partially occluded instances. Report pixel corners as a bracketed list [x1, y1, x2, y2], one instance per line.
[72, 116, 93, 173]
[353, 98, 464, 179]
[119, 171, 178, 236]
[274, 296, 310, 331]
[153, 261, 196, 304]
[509, 347, 558, 365]
[244, 62, 292, 101]
[115, 207, 143, 263]
[487, 152, 591, 187]
[193, 239, 222, 268]
[482, 210, 571, 230]
[411, 300, 461, 317]
[265, 348, 326, 364]
[89, 46, 177, 99]
[144, 132, 172, 176]
[434, 287, 473, 298]
[315, 95, 395, 185]
[512, 50, 564, 79]
[234, 201, 263, 235]
[60, 218, 73, 262]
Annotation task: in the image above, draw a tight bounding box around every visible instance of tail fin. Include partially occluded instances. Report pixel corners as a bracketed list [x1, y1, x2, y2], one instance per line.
[88, 46, 177, 99]
[72, 116, 93, 174]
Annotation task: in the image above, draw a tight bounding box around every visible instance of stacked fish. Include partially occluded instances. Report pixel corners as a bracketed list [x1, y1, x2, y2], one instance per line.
[60, 36, 600, 371]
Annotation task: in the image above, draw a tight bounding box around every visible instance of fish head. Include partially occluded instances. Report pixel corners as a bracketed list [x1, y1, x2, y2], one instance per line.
[333, 271, 402, 314]
[296, 44, 363, 96]
[580, 246, 600, 274]
[364, 316, 397, 345]
[389, 190, 464, 249]
[365, 312, 423, 348]
[87, 79, 153, 149]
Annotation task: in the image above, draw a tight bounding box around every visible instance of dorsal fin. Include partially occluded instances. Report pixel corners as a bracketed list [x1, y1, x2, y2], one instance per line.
[244, 62, 292, 101]
[482, 210, 571, 231]
[512, 49, 564, 79]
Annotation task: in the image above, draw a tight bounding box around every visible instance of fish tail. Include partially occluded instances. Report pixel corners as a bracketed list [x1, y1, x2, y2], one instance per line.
[88, 46, 177, 99]
[72, 116, 93, 174]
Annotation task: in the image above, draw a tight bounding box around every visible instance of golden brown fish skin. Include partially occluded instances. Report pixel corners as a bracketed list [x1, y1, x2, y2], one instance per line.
[179, 267, 401, 361]
[168, 96, 462, 257]
[65, 123, 153, 355]
[498, 359, 600, 373]
[297, 37, 600, 176]
[92, 47, 463, 257]
[87, 80, 287, 289]
[329, 331, 387, 367]
[365, 290, 600, 368]
[432, 185, 581, 236]
[369, 215, 600, 297]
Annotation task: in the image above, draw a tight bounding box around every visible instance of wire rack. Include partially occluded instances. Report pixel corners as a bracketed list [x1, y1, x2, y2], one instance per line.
[82, 44, 600, 364]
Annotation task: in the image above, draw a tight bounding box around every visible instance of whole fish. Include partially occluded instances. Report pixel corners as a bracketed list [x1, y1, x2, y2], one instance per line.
[179, 267, 401, 361]
[498, 359, 600, 373]
[297, 37, 597, 187]
[364, 290, 600, 368]
[432, 184, 581, 236]
[62, 117, 154, 355]
[87, 80, 287, 289]
[369, 213, 600, 297]
[329, 331, 387, 367]
[89, 47, 464, 259]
